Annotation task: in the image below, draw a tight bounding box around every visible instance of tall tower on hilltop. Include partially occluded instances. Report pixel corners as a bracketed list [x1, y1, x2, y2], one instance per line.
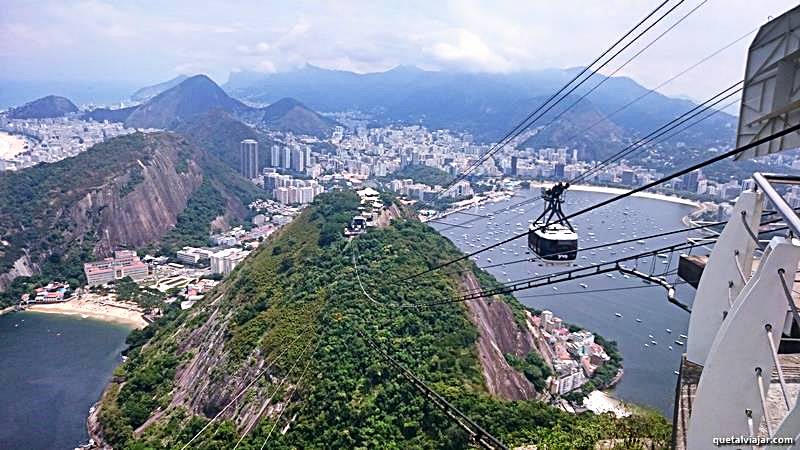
[240, 139, 259, 179]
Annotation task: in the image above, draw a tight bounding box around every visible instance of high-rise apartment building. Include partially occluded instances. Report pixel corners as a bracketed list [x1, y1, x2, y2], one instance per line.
[240, 139, 259, 179]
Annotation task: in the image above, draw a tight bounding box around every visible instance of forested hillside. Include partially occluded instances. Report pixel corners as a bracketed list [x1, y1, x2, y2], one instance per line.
[0, 132, 261, 304]
[92, 191, 669, 449]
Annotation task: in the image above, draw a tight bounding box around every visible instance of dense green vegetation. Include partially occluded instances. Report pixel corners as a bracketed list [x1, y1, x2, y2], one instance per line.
[0, 130, 261, 307]
[120, 166, 145, 196]
[388, 164, 454, 187]
[158, 180, 225, 253]
[97, 191, 669, 449]
[112, 276, 166, 308]
[504, 352, 552, 391]
[0, 133, 151, 274]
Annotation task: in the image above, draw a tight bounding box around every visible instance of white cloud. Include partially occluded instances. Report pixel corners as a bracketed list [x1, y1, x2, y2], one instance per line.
[1, 0, 798, 100]
[425, 28, 512, 72]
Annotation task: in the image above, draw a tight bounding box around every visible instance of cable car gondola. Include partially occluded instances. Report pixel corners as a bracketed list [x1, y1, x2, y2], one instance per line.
[528, 182, 578, 261]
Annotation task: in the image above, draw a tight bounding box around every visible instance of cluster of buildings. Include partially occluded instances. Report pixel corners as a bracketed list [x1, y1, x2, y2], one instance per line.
[21, 282, 72, 304]
[83, 250, 149, 287]
[531, 310, 611, 396]
[239, 138, 316, 180]
[387, 178, 474, 201]
[0, 116, 136, 171]
[261, 170, 324, 205]
[177, 278, 220, 310]
[346, 187, 385, 235]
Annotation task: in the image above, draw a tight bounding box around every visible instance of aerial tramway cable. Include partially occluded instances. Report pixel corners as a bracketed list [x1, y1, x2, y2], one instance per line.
[437, 0, 679, 197]
[397, 122, 800, 283]
[540, 0, 709, 132]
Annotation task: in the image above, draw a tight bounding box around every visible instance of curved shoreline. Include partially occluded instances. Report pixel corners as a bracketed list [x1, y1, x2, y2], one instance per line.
[25, 299, 147, 329]
[528, 182, 699, 208]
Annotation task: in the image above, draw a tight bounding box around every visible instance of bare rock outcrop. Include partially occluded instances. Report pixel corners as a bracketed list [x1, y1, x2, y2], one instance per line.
[462, 272, 538, 400]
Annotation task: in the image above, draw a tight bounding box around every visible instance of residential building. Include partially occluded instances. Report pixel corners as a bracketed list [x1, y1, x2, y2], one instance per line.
[240, 139, 259, 179]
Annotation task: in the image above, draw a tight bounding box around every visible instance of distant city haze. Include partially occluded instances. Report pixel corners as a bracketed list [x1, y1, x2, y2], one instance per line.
[1, 0, 798, 105]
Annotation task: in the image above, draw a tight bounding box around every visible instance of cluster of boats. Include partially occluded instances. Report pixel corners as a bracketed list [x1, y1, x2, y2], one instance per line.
[614, 312, 688, 349]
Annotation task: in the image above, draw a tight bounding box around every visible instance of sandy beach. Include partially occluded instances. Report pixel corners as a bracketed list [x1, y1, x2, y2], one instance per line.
[582, 390, 631, 418]
[529, 182, 699, 207]
[0, 131, 30, 160]
[27, 296, 148, 329]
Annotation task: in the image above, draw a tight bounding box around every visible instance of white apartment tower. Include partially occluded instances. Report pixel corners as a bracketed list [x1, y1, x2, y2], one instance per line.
[240, 139, 259, 179]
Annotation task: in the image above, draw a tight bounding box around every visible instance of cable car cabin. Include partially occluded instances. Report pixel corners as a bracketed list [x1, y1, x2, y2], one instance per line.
[528, 222, 578, 261]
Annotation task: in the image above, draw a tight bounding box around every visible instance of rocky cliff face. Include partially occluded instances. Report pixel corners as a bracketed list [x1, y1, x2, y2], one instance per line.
[0, 132, 255, 292]
[85, 142, 204, 255]
[462, 273, 538, 401]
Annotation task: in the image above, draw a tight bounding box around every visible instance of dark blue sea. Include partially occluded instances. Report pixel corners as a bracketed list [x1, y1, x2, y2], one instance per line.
[432, 188, 698, 416]
[0, 312, 131, 450]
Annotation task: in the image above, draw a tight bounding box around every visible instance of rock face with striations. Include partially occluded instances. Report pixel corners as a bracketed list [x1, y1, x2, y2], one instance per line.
[0, 131, 256, 291]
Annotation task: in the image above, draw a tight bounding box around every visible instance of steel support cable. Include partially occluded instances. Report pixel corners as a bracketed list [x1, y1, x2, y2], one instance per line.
[777, 268, 800, 329]
[258, 329, 326, 450]
[407, 241, 704, 308]
[236, 240, 350, 448]
[232, 330, 318, 449]
[573, 85, 743, 185]
[572, 81, 743, 183]
[437, 0, 677, 197]
[765, 324, 792, 410]
[460, 222, 792, 297]
[540, 0, 709, 132]
[515, 276, 688, 299]
[457, 242, 699, 298]
[354, 328, 509, 450]
[419, 217, 793, 308]
[755, 367, 774, 437]
[439, 85, 743, 234]
[558, 26, 758, 148]
[180, 325, 315, 449]
[575, 93, 745, 185]
[396, 123, 800, 283]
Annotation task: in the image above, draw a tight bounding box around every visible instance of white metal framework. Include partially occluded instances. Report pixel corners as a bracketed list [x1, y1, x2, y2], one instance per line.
[735, 5, 800, 160]
[686, 191, 763, 365]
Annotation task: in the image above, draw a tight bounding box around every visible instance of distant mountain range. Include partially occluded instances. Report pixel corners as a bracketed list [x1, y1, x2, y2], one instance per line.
[76, 75, 337, 138]
[7, 95, 78, 119]
[225, 64, 736, 157]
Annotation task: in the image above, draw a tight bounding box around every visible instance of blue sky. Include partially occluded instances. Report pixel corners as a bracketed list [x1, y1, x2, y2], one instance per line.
[1, 0, 797, 100]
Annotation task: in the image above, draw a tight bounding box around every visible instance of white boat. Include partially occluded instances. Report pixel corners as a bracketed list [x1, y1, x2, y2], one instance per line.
[635, 318, 642, 323]
[666, 328, 672, 333]
[668, 346, 673, 350]
[615, 313, 623, 318]
[674, 340, 685, 346]
[679, 334, 688, 339]
[579, 283, 588, 288]
[650, 340, 657, 345]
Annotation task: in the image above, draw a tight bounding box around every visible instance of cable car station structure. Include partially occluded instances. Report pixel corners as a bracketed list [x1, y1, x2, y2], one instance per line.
[672, 6, 800, 449]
